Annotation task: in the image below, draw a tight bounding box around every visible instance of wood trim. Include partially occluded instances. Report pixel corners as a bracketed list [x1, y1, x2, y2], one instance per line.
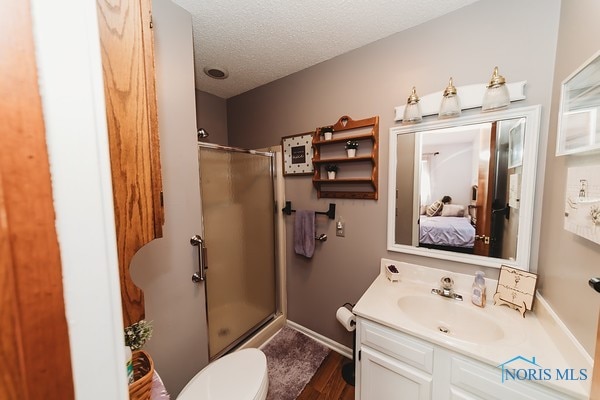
[0, 174, 28, 400]
[0, 0, 74, 397]
[96, 0, 162, 325]
[140, 0, 164, 236]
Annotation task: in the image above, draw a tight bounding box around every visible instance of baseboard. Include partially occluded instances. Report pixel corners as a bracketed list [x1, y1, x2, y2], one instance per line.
[287, 320, 353, 359]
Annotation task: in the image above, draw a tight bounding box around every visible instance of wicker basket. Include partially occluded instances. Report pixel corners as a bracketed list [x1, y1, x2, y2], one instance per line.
[129, 350, 154, 400]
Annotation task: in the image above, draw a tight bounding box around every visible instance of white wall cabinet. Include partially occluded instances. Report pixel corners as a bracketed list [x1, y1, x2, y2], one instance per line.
[356, 318, 576, 400]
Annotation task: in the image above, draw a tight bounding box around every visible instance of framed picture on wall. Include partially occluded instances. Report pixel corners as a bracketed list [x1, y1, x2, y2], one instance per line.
[556, 49, 600, 156]
[281, 132, 314, 175]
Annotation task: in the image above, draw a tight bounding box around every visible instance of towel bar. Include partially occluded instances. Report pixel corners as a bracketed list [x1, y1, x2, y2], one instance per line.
[282, 201, 336, 219]
[315, 234, 327, 242]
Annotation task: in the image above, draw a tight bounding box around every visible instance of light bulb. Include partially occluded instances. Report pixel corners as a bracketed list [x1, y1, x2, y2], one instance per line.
[403, 87, 422, 123]
[439, 78, 461, 119]
[482, 67, 510, 111]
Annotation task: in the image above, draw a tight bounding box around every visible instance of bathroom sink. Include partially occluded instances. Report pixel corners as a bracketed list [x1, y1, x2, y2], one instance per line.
[397, 295, 505, 344]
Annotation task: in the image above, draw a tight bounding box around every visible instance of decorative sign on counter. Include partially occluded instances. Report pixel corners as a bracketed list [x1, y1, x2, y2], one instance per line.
[494, 265, 537, 318]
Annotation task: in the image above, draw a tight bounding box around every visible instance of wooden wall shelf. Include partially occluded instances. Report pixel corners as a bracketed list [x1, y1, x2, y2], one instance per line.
[312, 115, 379, 199]
[313, 155, 374, 164]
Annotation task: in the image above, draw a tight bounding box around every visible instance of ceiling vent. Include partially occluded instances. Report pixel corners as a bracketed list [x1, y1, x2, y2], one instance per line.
[203, 66, 229, 80]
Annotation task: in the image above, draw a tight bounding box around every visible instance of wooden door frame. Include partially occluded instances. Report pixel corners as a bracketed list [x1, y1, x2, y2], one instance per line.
[0, 0, 74, 397]
[3, 0, 131, 398]
[474, 122, 497, 256]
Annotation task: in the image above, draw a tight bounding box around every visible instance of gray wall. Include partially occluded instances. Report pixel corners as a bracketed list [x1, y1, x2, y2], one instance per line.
[130, 0, 209, 396]
[195, 89, 228, 145]
[227, 0, 561, 348]
[537, 0, 600, 355]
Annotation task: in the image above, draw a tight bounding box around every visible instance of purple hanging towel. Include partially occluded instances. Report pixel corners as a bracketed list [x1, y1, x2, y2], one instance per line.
[294, 210, 316, 258]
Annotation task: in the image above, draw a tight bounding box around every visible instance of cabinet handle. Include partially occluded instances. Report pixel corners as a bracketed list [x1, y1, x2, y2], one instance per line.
[190, 235, 207, 282]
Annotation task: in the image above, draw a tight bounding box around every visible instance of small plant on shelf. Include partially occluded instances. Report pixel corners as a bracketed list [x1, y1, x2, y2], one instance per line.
[325, 164, 339, 172]
[321, 126, 334, 140]
[325, 164, 339, 180]
[345, 140, 359, 158]
[345, 140, 359, 149]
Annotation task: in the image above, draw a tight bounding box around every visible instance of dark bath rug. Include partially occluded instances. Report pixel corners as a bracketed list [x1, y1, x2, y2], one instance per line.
[261, 326, 330, 400]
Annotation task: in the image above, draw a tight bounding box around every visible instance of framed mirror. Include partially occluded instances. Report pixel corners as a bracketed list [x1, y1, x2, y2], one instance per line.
[387, 105, 541, 270]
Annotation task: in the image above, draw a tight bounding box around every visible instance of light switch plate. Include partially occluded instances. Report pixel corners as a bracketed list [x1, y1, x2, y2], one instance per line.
[336, 220, 345, 237]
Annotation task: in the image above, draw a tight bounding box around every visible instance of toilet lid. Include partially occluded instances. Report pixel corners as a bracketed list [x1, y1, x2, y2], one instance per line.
[178, 348, 268, 400]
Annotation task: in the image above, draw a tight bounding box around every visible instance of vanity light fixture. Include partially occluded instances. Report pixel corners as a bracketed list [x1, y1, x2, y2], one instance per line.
[438, 77, 461, 119]
[481, 66, 510, 111]
[403, 87, 423, 123]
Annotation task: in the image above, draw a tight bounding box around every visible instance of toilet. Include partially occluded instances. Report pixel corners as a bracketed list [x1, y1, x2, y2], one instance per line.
[177, 348, 269, 400]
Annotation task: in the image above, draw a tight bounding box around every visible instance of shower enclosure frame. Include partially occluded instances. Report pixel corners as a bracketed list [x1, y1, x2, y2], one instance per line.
[197, 142, 282, 360]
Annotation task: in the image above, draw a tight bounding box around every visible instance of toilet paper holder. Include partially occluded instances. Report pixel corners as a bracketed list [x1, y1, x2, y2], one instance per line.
[337, 303, 355, 330]
[337, 302, 356, 386]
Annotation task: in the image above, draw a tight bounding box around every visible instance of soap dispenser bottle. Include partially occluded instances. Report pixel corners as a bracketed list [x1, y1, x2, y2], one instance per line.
[471, 271, 486, 307]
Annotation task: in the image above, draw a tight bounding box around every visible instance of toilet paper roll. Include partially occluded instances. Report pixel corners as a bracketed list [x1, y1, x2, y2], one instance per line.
[336, 306, 356, 332]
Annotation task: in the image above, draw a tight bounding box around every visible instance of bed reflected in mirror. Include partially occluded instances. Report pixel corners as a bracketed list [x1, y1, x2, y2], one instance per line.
[388, 106, 541, 270]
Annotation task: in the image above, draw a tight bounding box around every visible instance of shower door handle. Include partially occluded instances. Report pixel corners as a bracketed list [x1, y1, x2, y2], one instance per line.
[190, 235, 208, 282]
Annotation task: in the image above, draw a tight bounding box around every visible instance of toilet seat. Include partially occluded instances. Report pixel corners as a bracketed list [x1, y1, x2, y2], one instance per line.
[177, 348, 269, 400]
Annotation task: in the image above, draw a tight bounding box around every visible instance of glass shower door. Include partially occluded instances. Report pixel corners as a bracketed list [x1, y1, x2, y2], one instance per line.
[198, 144, 277, 359]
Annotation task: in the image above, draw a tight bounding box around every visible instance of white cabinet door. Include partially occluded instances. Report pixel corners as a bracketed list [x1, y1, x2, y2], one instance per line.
[450, 355, 575, 400]
[360, 347, 433, 400]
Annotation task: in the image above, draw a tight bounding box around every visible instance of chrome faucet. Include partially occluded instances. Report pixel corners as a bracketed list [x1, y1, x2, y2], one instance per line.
[431, 276, 463, 301]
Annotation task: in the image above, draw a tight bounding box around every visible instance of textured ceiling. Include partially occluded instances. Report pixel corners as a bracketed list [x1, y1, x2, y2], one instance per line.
[171, 0, 480, 99]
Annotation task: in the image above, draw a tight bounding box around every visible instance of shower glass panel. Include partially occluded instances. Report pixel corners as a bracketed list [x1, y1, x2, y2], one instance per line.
[198, 145, 277, 359]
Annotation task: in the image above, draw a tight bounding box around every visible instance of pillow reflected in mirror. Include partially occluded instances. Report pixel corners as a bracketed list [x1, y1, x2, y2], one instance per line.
[441, 204, 466, 217]
[426, 200, 443, 217]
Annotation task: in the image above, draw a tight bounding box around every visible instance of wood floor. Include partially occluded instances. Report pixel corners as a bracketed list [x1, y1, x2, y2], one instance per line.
[297, 351, 355, 400]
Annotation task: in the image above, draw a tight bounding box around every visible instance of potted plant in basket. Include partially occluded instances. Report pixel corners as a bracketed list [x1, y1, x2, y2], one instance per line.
[125, 319, 153, 351]
[321, 125, 334, 141]
[325, 164, 339, 180]
[345, 140, 359, 158]
[124, 319, 154, 393]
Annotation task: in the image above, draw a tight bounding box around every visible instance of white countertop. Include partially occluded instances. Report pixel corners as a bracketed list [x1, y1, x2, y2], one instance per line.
[353, 259, 591, 399]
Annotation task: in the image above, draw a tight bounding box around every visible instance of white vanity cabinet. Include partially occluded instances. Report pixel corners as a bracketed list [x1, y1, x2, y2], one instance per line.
[355, 318, 575, 400]
[360, 347, 432, 400]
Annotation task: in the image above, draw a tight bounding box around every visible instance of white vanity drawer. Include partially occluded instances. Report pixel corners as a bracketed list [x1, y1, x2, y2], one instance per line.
[450, 355, 574, 400]
[359, 319, 434, 374]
